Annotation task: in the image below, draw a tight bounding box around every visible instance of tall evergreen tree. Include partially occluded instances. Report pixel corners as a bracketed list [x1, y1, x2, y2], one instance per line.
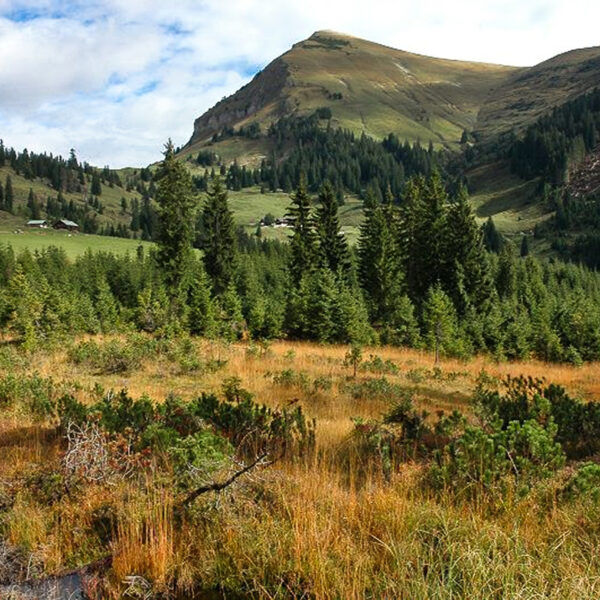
[5, 175, 14, 214]
[358, 188, 403, 328]
[404, 172, 449, 304]
[483, 217, 503, 253]
[27, 188, 40, 220]
[287, 174, 317, 286]
[91, 171, 102, 196]
[520, 235, 530, 257]
[445, 186, 492, 313]
[315, 180, 350, 278]
[155, 140, 197, 305]
[201, 176, 236, 296]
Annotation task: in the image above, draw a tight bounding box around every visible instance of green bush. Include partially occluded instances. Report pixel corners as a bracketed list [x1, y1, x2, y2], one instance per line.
[270, 369, 310, 392]
[476, 375, 600, 458]
[360, 354, 398, 375]
[341, 377, 407, 402]
[429, 419, 565, 499]
[0, 372, 57, 420]
[563, 463, 600, 502]
[168, 431, 233, 489]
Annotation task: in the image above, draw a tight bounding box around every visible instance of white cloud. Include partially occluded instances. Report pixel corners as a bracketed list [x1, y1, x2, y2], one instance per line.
[0, 0, 599, 166]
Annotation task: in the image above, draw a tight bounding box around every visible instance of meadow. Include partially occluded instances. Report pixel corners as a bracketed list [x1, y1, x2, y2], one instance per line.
[1, 335, 600, 598]
[0, 229, 149, 259]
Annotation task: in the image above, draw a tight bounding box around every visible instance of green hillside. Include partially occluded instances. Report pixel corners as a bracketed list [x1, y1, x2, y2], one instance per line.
[185, 30, 518, 160]
[0, 164, 143, 232]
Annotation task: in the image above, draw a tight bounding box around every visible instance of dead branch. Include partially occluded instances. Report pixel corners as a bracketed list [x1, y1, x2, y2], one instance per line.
[181, 452, 273, 507]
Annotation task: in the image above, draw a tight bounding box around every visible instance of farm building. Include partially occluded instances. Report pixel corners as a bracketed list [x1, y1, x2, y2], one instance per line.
[26, 219, 48, 228]
[53, 219, 79, 232]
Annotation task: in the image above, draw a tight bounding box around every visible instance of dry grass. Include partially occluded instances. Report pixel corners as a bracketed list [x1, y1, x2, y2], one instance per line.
[2, 337, 600, 598]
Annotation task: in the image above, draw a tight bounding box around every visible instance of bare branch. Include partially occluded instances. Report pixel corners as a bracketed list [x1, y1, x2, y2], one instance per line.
[181, 452, 274, 507]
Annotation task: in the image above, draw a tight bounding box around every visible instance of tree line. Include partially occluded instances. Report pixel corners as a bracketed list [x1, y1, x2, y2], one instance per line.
[1, 142, 600, 363]
[192, 112, 441, 201]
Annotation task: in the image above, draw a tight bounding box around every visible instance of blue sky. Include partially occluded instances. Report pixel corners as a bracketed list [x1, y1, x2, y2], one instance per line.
[0, 0, 598, 167]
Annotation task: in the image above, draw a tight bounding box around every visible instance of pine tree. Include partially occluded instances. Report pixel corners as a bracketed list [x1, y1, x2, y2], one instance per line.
[5, 175, 14, 214]
[27, 188, 40, 220]
[483, 217, 503, 253]
[187, 260, 217, 336]
[155, 140, 197, 305]
[287, 174, 317, 286]
[403, 173, 449, 304]
[422, 284, 460, 361]
[358, 188, 404, 327]
[520, 235, 530, 257]
[445, 185, 492, 313]
[201, 176, 237, 296]
[0, 180, 4, 211]
[315, 180, 351, 278]
[91, 171, 102, 196]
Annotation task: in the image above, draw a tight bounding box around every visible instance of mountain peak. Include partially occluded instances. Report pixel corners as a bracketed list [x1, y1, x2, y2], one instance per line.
[309, 29, 354, 39]
[186, 31, 517, 152]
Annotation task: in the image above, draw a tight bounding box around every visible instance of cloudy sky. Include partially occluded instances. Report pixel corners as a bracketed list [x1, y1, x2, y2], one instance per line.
[0, 0, 598, 168]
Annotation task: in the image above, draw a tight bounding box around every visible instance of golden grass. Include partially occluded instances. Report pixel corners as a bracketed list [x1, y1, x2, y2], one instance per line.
[3, 337, 600, 597]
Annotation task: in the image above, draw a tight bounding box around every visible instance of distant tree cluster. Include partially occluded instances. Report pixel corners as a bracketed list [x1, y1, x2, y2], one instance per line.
[195, 112, 441, 200]
[509, 87, 600, 184]
[0, 141, 123, 193]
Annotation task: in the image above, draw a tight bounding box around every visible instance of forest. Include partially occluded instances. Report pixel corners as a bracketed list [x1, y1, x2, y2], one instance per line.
[2, 142, 600, 364]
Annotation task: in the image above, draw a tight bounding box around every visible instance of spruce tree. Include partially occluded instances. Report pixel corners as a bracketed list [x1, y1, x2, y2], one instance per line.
[91, 171, 102, 196]
[316, 180, 350, 278]
[287, 174, 317, 286]
[155, 140, 197, 305]
[201, 176, 237, 296]
[406, 172, 449, 304]
[27, 188, 40, 220]
[187, 261, 217, 336]
[483, 217, 503, 253]
[445, 186, 492, 313]
[358, 188, 403, 327]
[422, 284, 460, 361]
[5, 175, 14, 214]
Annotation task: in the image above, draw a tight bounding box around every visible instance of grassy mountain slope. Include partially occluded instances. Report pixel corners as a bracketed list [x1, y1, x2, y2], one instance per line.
[475, 46, 600, 140]
[186, 30, 518, 157]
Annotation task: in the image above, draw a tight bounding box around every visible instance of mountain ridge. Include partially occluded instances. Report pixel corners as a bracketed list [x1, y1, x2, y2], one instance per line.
[186, 30, 520, 155]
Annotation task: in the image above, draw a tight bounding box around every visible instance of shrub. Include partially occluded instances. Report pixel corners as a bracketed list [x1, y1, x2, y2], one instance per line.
[563, 463, 600, 503]
[429, 419, 565, 499]
[68, 335, 156, 375]
[168, 431, 233, 489]
[270, 369, 310, 392]
[475, 375, 600, 458]
[0, 372, 57, 420]
[341, 377, 407, 402]
[360, 354, 398, 375]
[190, 384, 316, 460]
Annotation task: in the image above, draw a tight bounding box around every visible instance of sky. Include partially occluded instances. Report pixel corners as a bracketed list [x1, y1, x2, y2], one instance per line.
[0, 0, 598, 168]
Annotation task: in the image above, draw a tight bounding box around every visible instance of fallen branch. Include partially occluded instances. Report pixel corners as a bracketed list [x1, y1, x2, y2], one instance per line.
[181, 452, 272, 507]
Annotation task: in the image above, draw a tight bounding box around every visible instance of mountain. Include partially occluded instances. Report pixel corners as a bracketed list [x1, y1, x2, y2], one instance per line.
[475, 45, 600, 140]
[186, 31, 518, 155]
[185, 31, 600, 159]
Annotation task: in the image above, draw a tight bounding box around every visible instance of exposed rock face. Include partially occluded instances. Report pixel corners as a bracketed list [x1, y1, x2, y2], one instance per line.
[190, 57, 290, 145]
[568, 146, 600, 197]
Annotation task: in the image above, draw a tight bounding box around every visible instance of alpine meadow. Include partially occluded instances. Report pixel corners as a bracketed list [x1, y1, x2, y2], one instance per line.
[3, 17, 600, 600]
